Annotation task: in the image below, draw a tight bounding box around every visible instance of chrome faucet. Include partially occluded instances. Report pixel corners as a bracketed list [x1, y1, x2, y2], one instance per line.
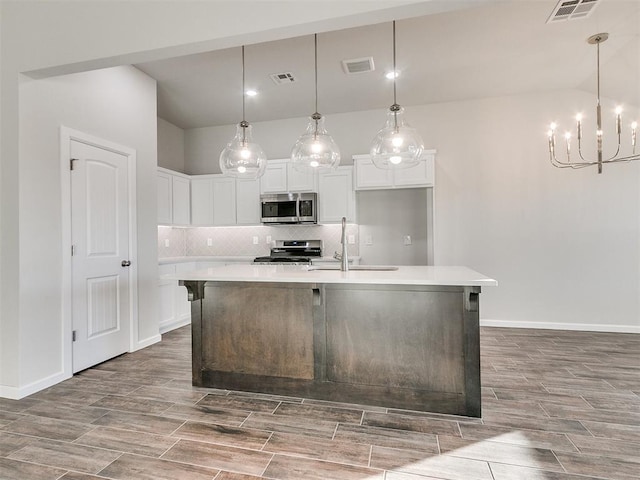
[340, 216, 349, 272]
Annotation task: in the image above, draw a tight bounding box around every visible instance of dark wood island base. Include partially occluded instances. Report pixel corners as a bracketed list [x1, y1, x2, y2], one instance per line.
[182, 279, 483, 417]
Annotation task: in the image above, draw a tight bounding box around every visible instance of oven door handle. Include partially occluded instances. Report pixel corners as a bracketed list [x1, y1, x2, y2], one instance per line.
[295, 195, 301, 222]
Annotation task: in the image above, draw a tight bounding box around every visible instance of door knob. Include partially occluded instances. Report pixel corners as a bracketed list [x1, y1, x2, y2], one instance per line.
[121, 260, 131, 267]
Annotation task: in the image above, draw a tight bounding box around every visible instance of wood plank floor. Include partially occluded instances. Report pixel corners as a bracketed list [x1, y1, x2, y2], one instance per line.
[1, 326, 638, 480]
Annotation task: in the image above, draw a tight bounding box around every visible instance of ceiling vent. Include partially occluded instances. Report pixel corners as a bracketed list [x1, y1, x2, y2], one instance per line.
[270, 72, 296, 85]
[341, 57, 375, 75]
[547, 0, 600, 23]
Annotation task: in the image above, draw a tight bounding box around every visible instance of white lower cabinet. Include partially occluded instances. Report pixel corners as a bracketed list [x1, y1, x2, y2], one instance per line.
[158, 262, 194, 333]
[318, 166, 355, 223]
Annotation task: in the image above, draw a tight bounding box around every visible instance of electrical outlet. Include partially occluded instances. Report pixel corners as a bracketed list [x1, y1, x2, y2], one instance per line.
[164, 239, 170, 247]
[252, 236, 259, 245]
[365, 235, 373, 246]
[207, 238, 213, 247]
[266, 235, 272, 244]
[404, 235, 412, 246]
[348, 234, 356, 245]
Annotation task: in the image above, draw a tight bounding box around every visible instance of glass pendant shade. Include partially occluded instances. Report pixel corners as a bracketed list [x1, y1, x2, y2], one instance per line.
[370, 105, 424, 169]
[291, 113, 340, 172]
[219, 121, 267, 179]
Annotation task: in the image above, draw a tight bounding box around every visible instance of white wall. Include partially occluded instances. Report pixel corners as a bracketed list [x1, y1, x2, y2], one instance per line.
[357, 189, 429, 265]
[10, 65, 159, 396]
[158, 118, 185, 172]
[185, 90, 640, 332]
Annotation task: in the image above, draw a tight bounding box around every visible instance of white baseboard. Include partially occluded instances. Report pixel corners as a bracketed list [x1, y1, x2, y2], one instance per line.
[159, 316, 191, 335]
[133, 333, 162, 351]
[0, 370, 71, 400]
[480, 319, 640, 334]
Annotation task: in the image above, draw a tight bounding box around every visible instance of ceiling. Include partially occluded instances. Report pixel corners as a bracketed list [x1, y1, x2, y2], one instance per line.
[135, 0, 640, 130]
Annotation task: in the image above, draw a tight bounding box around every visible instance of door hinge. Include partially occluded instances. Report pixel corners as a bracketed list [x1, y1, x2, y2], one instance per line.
[70, 158, 78, 171]
[72, 330, 77, 342]
[71, 244, 76, 256]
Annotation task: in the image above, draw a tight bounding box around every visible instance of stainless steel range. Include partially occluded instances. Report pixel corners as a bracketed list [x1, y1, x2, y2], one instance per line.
[253, 240, 322, 265]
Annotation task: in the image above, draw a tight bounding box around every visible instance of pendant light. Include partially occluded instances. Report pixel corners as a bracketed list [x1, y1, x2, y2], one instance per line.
[219, 45, 267, 179]
[291, 34, 340, 173]
[370, 21, 424, 169]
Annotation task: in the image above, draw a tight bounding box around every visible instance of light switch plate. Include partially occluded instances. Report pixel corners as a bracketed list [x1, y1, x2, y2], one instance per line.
[207, 238, 213, 247]
[365, 235, 373, 246]
[164, 239, 170, 247]
[266, 235, 272, 244]
[404, 235, 412, 245]
[348, 235, 356, 245]
[252, 236, 259, 245]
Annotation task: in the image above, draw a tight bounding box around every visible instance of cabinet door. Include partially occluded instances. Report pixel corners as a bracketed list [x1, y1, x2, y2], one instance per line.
[287, 163, 317, 192]
[354, 157, 393, 190]
[318, 167, 355, 223]
[260, 161, 288, 193]
[393, 154, 435, 187]
[212, 176, 237, 226]
[190, 178, 214, 225]
[172, 176, 191, 225]
[157, 171, 173, 224]
[236, 178, 261, 225]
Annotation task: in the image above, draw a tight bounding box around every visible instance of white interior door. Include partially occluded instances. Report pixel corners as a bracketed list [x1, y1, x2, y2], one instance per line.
[71, 140, 131, 372]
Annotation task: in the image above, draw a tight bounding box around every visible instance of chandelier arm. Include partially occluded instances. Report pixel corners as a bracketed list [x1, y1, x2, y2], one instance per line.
[550, 147, 603, 168]
[603, 154, 640, 164]
[604, 144, 622, 162]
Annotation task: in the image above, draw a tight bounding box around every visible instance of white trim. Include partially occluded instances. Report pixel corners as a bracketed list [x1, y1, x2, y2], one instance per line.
[60, 126, 139, 379]
[480, 319, 640, 334]
[159, 316, 191, 335]
[133, 333, 162, 351]
[0, 371, 70, 400]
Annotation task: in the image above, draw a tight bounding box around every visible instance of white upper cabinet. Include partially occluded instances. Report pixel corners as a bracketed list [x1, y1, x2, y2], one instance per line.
[211, 176, 236, 226]
[172, 176, 191, 225]
[190, 175, 261, 227]
[260, 159, 317, 193]
[318, 167, 355, 223]
[157, 167, 190, 225]
[157, 171, 172, 224]
[236, 178, 261, 225]
[190, 177, 214, 226]
[353, 150, 436, 190]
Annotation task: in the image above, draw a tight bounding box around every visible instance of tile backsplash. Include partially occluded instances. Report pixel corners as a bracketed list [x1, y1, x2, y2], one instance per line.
[158, 224, 359, 259]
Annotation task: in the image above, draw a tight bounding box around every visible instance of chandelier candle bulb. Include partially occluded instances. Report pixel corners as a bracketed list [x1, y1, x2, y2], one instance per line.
[616, 107, 622, 135]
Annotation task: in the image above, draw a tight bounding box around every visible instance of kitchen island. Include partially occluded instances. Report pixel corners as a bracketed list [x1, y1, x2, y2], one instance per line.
[176, 264, 496, 417]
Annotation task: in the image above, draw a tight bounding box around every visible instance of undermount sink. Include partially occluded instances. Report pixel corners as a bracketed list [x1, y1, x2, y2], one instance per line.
[308, 265, 399, 271]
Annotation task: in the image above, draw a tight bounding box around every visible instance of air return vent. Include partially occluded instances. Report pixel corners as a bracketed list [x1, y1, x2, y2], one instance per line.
[547, 0, 600, 23]
[270, 72, 296, 85]
[341, 57, 375, 75]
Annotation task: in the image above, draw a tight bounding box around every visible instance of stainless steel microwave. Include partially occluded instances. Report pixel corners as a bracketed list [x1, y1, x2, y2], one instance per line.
[260, 192, 317, 224]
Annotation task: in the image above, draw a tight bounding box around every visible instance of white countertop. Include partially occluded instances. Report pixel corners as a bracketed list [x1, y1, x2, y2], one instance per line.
[168, 264, 497, 287]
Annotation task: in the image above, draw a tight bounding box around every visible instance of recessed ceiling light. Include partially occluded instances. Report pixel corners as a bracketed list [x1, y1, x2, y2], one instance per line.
[385, 70, 400, 80]
[246, 89, 258, 97]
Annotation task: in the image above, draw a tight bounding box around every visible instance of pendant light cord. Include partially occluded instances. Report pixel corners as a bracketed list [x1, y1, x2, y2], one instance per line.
[314, 34, 319, 114]
[241, 45, 246, 123]
[392, 21, 397, 107]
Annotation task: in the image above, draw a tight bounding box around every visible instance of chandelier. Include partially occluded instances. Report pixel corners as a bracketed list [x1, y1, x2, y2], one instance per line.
[547, 33, 638, 174]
